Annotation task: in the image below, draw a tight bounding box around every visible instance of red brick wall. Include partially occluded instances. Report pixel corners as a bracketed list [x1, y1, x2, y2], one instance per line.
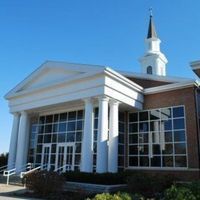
[125, 169, 200, 181]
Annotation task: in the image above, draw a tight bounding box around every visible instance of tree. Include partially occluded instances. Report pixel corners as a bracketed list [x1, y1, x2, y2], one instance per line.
[0, 153, 8, 167]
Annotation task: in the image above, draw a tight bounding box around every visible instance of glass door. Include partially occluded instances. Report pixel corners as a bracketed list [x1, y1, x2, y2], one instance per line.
[41, 144, 51, 170]
[56, 143, 75, 172]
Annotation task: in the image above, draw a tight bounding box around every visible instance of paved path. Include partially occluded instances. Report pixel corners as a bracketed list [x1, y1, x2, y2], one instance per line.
[0, 184, 40, 200]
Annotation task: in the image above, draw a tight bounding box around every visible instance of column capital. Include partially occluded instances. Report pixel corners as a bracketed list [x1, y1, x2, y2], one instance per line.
[109, 99, 119, 106]
[20, 111, 28, 116]
[83, 97, 93, 104]
[98, 95, 109, 102]
[11, 112, 20, 117]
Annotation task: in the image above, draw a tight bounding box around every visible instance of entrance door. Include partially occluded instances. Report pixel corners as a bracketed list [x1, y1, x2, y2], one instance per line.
[56, 143, 75, 172]
[41, 144, 51, 170]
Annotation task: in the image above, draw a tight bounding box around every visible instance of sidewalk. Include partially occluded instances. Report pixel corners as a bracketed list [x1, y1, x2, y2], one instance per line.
[0, 184, 40, 200]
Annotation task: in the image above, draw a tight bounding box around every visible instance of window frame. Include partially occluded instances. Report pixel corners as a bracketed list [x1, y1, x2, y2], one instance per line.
[128, 105, 188, 170]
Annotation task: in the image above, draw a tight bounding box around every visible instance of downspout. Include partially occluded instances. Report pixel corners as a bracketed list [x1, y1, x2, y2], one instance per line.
[194, 86, 200, 177]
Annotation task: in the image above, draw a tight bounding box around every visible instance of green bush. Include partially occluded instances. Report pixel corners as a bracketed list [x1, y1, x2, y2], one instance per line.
[87, 192, 144, 200]
[23, 170, 65, 197]
[164, 185, 196, 200]
[188, 181, 200, 200]
[64, 171, 130, 185]
[127, 172, 174, 197]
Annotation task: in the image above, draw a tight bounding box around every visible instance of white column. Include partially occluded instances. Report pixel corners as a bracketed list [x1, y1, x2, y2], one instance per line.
[96, 96, 109, 173]
[15, 111, 29, 173]
[108, 99, 119, 173]
[7, 113, 20, 169]
[81, 98, 93, 172]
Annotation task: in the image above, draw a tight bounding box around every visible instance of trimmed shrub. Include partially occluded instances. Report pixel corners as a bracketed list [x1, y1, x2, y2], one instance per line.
[87, 192, 144, 200]
[188, 181, 200, 200]
[23, 170, 65, 197]
[164, 185, 196, 200]
[64, 171, 130, 185]
[127, 172, 174, 197]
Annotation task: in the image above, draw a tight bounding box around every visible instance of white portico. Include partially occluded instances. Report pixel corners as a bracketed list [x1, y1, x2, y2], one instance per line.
[5, 61, 143, 173]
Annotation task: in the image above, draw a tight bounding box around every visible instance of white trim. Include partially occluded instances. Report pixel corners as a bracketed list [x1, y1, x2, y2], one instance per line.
[126, 167, 199, 171]
[105, 68, 143, 91]
[38, 105, 85, 116]
[5, 70, 104, 99]
[183, 106, 189, 170]
[6, 67, 144, 100]
[7, 67, 144, 112]
[190, 60, 200, 70]
[5, 61, 105, 99]
[55, 142, 75, 172]
[144, 81, 196, 95]
[127, 105, 188, 169]
[41, 144, 52, 170]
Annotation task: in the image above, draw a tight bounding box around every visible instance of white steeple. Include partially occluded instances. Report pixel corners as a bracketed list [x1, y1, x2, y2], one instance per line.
[139, 11, 168, 76]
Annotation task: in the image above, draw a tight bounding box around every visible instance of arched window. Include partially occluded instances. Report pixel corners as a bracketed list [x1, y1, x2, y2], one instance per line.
[147, 66, 153, 74]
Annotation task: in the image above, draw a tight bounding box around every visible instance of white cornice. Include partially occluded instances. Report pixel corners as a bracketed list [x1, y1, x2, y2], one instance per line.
[190, 60, 200, 70]
[5, 70, 105, 99]
[5, 60, 195, 101]
[104, 67, 143, 92]
[5, 61, 106, 99]
[6, 67, 144, 100]
[144, 81, 196, 95]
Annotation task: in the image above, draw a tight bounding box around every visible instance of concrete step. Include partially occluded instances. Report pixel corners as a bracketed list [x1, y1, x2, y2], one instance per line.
[0, 174, 23, 186]
[0, 174, 7, 184]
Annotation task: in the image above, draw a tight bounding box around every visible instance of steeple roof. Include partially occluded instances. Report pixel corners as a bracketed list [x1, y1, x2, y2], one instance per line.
[147, 14, 157, 39]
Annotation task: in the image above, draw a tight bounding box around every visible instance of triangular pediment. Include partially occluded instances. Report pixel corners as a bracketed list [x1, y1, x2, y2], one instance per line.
[20, 67, 83, 91]
[5, 61, 104, 99]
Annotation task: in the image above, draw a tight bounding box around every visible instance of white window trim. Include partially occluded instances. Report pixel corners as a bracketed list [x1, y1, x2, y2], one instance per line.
[127, 105, 188, 169]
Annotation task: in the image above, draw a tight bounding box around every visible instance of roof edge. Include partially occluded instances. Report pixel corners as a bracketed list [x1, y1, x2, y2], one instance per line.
[144, 80, 196, 95]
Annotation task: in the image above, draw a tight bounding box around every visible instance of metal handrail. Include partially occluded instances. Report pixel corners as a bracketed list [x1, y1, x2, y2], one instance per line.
[3, 168, 16, 176]
[3, 168, 16, 185]
[0, 165, 8, 173]
[3, 163, 32, 185]
[0, 165, 7, 170]
[54, 164, 72, 173]
[0, 162, 15, 173]
[20, 164, 48, 178]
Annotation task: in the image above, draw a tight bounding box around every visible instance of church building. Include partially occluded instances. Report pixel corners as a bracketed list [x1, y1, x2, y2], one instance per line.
[5, 14, 200, 180]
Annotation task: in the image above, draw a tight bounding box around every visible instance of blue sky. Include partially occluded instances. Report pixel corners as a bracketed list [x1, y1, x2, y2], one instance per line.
[1, 0, 200, 153]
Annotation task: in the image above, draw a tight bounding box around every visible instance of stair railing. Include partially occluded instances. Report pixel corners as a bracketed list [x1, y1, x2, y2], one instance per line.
[3, 168, 16, 185]
[54, 164, 72, 174]
[20, 163, 48, 178]
[0, 165, 8, 174]
[3, 163, 32, 185]
[0, 162, 15, 174]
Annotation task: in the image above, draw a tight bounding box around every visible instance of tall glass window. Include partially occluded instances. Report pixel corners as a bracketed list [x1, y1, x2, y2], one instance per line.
[128, 105, 187, 168]
[28, 121, 38, 164]
[29, 108, 126, 172]
[93, 107, 99, 172]
[33, 109, 84, 171]
[118, 112, 125, 171]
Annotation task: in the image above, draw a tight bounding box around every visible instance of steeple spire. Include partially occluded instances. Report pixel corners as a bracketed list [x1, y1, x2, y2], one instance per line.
[147, 8, 157, 39]
[139, 10, 168, 76]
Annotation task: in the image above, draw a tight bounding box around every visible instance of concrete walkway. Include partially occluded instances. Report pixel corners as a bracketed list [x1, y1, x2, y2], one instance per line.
[0, 184, 40, 200]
